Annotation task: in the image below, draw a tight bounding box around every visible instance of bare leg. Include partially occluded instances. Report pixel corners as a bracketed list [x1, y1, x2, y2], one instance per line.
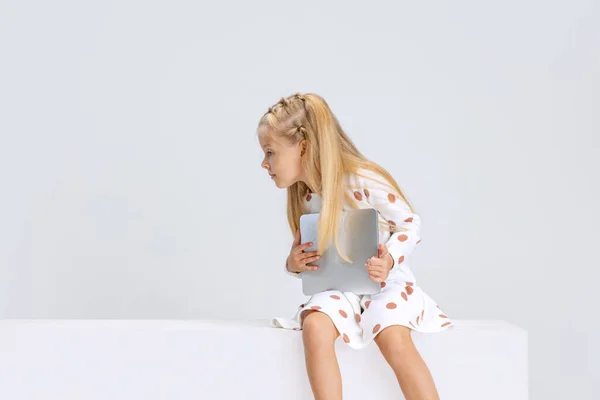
[301, 310, 342, 400]
[374, 325, 440, 400]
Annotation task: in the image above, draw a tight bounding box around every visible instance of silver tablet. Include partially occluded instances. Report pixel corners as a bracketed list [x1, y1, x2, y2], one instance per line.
[299, 208, 381, 296]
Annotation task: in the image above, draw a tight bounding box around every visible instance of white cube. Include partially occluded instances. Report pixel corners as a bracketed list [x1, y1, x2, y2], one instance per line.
[0, 319, 527, 399]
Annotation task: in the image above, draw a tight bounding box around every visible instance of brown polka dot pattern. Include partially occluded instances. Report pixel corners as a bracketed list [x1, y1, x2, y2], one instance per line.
[292, 175, 451, 343]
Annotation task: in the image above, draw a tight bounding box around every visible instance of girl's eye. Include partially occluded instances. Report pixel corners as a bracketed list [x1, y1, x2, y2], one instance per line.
[266, 151, 273, 156]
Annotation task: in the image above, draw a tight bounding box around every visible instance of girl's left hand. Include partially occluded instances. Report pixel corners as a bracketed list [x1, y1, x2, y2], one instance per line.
[365, 244, 394, 283]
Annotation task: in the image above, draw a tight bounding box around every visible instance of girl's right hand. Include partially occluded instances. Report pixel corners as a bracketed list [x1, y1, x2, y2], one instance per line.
[286, 229, 320, 274]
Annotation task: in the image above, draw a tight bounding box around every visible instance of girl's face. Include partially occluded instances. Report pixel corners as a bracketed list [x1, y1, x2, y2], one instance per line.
[259, 135, 306, 189]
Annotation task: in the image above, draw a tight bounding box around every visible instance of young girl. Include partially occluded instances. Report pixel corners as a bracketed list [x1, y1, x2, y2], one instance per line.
[258, 92, 452, 400]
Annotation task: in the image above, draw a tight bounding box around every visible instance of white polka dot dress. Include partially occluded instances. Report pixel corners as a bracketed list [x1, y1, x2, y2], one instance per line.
[271, 169, 453, 349]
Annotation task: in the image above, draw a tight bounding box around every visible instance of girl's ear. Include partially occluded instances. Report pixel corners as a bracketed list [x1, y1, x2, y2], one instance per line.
[300, 139, 307, 157]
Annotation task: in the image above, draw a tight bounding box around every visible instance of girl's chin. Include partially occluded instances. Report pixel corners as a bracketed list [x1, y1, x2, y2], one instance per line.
[274, 179, 290, 189]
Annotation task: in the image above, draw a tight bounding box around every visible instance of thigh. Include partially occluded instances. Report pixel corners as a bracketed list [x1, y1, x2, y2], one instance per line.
[299, 290, 360, 345]
[361, 281, 418, 319]
[301, 290, 356, 318]
[358, 281, 420, 342]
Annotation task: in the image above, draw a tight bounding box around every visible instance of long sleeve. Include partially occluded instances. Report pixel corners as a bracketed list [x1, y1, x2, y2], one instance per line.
[354, 170, 422, 271]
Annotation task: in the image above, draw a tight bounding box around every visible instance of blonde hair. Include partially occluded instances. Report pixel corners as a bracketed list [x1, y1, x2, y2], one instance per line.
[257, 92, 414, 261]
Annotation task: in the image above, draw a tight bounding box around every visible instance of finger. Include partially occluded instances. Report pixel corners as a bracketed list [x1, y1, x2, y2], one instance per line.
[368, 272, 383, 282]
[289, 261, 318, 273]
[367, 266, 385, 275]
[301, 255, 321, 264]
[365, 260, 384, 271]
[367, 256, 385, 267]
[299, 251, 320, 261]
[295, 241, 314, 254]
[298, 264, 319, 272]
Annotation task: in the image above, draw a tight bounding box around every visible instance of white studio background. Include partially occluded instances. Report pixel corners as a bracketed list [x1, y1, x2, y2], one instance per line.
[0, 1, 598, 398]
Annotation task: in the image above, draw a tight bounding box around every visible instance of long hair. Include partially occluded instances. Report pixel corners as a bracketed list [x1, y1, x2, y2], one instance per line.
[257, 92, 414, 261]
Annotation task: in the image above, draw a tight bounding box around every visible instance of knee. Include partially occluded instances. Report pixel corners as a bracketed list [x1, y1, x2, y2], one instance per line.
[374, 325, 413, 356]
[301, 311, 339, 343]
